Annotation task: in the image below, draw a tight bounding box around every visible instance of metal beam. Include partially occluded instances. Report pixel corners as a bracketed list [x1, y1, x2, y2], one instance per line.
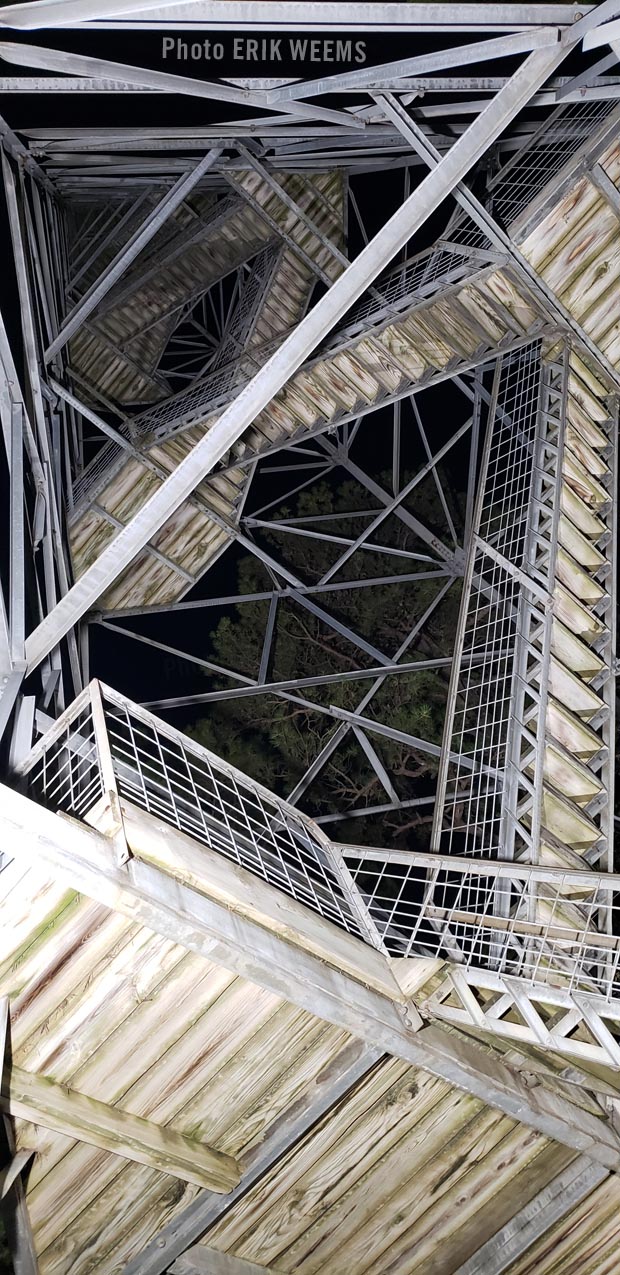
[139, 653, 457, 712]
[588, 159, 620, 219]
[0, 1000, 39, 1275]
[266, 28, 561, 102]
[287, 578, 455, 805]
[24, 41, 568, 673]
[377, 91, 620, 392]
[454, 1155, 609, 1275]
[0, 0, 197, 26]
[554, 49, 618, 98]
[317, 417, 472, 583]
[319, 441, 460, 566]
[0, 42, 362, 130]
[0, 3, 589, 32]
[96, 569, 445, 620]
[352, 726, 400, 802]
[44, 148, 222, 360]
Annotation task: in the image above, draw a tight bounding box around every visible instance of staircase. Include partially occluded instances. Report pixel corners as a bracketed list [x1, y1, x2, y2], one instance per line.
[67, 169, 345, 406]
[68, 247, 547, 611]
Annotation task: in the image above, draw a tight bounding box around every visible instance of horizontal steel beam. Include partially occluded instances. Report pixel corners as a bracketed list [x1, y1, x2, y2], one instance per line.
[267, 28, 560, 102]
[0, 2, 585, 31]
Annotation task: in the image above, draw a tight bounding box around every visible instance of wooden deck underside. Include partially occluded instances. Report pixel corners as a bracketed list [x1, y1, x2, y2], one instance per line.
[3, 830, 620, 1275]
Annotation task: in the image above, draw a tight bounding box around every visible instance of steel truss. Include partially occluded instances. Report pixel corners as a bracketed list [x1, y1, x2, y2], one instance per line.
[2, 0, 620, 1080]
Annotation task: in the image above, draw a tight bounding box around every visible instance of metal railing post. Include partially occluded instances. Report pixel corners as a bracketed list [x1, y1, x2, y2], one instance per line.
[89, 679, 130, 865]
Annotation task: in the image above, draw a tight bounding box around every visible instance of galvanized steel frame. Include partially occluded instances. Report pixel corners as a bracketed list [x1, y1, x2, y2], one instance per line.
[2, 9, 620, 1265]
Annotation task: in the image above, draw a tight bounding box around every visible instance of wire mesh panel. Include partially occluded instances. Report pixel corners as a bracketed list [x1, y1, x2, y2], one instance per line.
[346, 849, 620, 1006]
[487, 99, 618, 232]
[18, 683, 378, 946]
[18, 687, 105, 822]
[432, 341, 548, 863]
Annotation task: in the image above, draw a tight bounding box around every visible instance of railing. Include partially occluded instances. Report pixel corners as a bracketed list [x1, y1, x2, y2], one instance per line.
[15, 682, 620, 1014]
[16, 682, 382, 949]
[487, 98, 618, 231]
[347, 848, 620, 1008]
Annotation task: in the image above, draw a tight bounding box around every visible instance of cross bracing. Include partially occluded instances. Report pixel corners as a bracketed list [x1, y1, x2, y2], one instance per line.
[3, 5, 620, 1272]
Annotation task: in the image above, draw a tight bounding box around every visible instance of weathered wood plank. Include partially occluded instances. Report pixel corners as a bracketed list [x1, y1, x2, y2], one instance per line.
[221, 1081, 482, 1270]
[119, 1039, 382, 1275]
[172, 1247, 277, 1275]
[419, 1143, 575, 1275]
[25, 985, 278, 1237]
[209, 1064, 456, 1261]
[2, 1066, 240, 1193]
[35, 1054, 404, 1264]
[114, 799, 403, 1003]
[293, 1115, 538, 1275]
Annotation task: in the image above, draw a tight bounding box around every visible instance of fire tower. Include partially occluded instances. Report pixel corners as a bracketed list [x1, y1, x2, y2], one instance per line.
[3, 4, 620, 1273]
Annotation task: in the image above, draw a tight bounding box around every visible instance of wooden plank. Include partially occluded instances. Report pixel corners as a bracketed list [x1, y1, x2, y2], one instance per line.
[123, 1039, 382, 1275]
[21, 962, 240, 1220]
[2, 1065, 240, 1193]
[359, 1122, 549, 1275]
[0, 998, 39, 1275]
[214, 1076, 481, 1270]
[278, 1111, 539, 1275]
[172, 1247, 277, 1275]
[415, 1143, 575, 1275]
[454, 1155, 608, 1275]
[4, 786, 620, 1180]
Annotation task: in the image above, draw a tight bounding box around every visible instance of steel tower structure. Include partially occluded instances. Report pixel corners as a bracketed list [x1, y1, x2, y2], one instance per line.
[3, 4, 620, 1272]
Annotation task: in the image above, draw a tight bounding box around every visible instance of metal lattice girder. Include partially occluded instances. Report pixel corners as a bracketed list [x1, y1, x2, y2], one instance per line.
[54, 92, 620, 622]
[65, 248, 548, 614]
